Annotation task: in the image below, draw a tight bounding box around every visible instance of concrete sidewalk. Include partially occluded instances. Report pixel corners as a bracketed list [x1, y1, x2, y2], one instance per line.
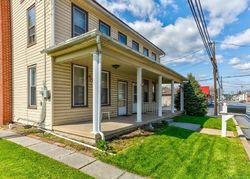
[169, 122, 201, 131]
[234, 115, 250, 140]
[0, 129, 144, 179]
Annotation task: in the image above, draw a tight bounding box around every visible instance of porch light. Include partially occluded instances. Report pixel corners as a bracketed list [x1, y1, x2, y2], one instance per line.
[112, 64, 120, 69]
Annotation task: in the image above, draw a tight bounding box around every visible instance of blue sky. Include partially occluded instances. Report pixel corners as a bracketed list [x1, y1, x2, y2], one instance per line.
[98, 0, 250, 93]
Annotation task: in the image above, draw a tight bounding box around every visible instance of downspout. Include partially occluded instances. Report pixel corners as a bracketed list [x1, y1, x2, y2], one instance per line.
[50, 0, 55, 130]
[96, 35, 105, 140]
[39, 0, 49, 126]
[50, 0, 55, 46]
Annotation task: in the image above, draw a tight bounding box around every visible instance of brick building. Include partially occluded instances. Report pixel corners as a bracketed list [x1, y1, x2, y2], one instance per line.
[0, 0, 12, 125]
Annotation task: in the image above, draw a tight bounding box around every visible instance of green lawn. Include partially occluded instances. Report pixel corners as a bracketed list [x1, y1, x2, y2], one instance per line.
[100, 126, 250, 179]
[0, 139, 92, 179]
[174, 115, 236, 131]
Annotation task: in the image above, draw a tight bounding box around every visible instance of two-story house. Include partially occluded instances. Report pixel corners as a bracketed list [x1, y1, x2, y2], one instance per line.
[3, 0, 186, 144]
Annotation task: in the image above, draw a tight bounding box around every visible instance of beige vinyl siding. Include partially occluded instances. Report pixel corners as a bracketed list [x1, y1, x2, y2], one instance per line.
[54, 0, 161, 62]
[53, 61, 157, 125]
[11, 0, 52, 129]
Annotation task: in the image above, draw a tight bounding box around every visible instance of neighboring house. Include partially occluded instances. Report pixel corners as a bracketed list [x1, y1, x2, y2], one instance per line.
[162, 86, 178, 107]
[234, 92, 250, 103]
[200, 86, 212, 105]
[1, 0, 185, 144]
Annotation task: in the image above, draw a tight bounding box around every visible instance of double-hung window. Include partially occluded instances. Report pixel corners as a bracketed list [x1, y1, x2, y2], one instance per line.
[72, 65, 87, 107]
[99, 21, 110, 36]
[152, 82, 157, 102]
[132, 40, 139, 52]
[27, 4, 36, 46]
[101, 71, 110, 105]
[72, 5, 88, 37]
[28, 65, 36, 108]
[144, 80, 149, 102]
[143, 47, 149, 57]
[151, 52, 157, 61]
[118, 32, 127, 45]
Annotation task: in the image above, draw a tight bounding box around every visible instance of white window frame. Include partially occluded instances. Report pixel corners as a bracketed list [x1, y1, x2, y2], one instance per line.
[27, 4, 36, 46]
[72, 4, 88, 37]
[72, 64, 87, 107]
[101, 71, 110, 105]
[28, 65, 36, 108]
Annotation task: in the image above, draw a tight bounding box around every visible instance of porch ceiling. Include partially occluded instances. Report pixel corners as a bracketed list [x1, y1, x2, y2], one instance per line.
[44, 30, 186, 82]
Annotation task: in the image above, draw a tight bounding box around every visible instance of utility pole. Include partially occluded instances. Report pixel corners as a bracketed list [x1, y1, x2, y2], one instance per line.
[211, 41, 217, 116]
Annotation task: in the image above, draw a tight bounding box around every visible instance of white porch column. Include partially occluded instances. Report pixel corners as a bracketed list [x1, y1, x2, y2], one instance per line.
[158, 76, 162, 117]
[180, 83, 184, 112]
[171, 80, 175, 113]
[92, 52, 99, 133]
[137, 66, 142, 122]
[97, 52, 102, 132]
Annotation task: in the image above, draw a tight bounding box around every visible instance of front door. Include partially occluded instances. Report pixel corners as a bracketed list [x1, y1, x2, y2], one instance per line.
[118, 81, 127, 115]
[132, 83, 137, 113]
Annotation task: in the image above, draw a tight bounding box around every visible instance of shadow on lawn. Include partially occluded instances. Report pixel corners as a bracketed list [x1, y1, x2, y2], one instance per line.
[154, 126, 195, 139]
[173, 115, 212, 127]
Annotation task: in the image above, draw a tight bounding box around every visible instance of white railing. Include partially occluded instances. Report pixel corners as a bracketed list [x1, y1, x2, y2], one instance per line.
[142, 102, 158, 114]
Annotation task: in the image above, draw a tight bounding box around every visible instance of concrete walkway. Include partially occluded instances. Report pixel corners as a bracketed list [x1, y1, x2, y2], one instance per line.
[0, 129, 144, 179]
[200, 128, 235, 137]
[169, 122, 201, 131]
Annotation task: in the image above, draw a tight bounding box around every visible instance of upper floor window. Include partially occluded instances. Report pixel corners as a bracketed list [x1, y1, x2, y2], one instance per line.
[118, 32, 127, 45]
[99, 21, 110, 36]
[151, 52, 157, 61]
[27, 4, 36, 46]
[143, 47, 149, 57]
[72, 5, 88, 37]
[132, 40, 139, 52]
[28, 65, 36, 108]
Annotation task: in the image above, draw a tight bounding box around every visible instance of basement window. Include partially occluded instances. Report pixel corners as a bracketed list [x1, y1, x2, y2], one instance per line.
[28, 65, 37, 108]
[27, 4, 36, 46]
[72, 65, 87, 107]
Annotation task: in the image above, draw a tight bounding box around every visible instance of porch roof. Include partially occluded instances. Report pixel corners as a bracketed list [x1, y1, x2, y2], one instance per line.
[42, 30, 186, 82]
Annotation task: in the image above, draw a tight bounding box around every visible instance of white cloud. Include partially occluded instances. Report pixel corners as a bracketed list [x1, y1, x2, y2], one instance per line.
[229, 57, 240, 65]
[221, 28, 250, 49]
[97, 0, 160, 19]
[128, 17, 205, 64]
[202, 0, 249, 36]
[216, 55, 224, 63]
[233, 62, 250, 70]
[96, 0, 249, 66]
[229, 57, 250, 71]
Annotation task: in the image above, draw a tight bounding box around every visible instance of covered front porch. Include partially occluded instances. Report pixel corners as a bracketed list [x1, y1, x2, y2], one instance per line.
[53, 110, 183, 143]
[45, 30, 186, 143]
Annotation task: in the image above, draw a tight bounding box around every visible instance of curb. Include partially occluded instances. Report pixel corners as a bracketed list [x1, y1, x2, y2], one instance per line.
[233, 116, 250, 160]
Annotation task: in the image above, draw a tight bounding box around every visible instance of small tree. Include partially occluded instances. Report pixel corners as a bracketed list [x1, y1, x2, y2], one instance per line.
[175, 73, 207, 116]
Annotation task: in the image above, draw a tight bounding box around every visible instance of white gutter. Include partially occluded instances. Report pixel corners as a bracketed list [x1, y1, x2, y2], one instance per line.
[50, 0, 55, 46]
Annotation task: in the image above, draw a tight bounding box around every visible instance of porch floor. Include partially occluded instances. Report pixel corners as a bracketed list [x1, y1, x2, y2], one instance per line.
[53, 110, 183, 142]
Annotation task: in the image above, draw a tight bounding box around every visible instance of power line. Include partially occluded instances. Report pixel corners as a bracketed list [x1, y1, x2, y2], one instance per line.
[198, 74, 250, 81]
[165, 48, 204, 63]
[216, 41, 250, 48]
